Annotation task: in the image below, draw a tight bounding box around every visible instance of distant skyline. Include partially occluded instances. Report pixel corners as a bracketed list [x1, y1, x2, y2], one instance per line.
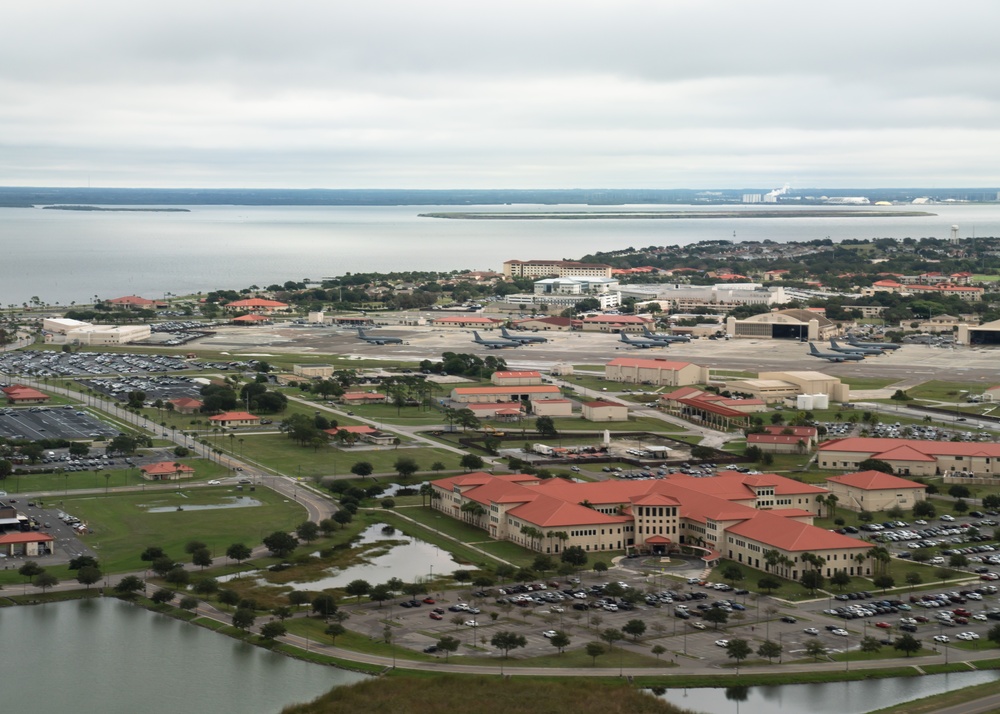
[3, 1, 1000, 189]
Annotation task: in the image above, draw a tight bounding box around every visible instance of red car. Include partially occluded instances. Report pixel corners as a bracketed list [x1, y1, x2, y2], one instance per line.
[423, 597, 436, 605]
[429, 612, 443, 620]
[953, 608, 971, 617]
[875, 622, 891, 629]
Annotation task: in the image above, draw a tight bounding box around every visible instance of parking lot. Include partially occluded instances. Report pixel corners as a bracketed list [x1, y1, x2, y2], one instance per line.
[0, 350, 193, 378]
[338, 545, 1000, 665]
[0, 406, 120, 441]
[80, 375, 205, 403]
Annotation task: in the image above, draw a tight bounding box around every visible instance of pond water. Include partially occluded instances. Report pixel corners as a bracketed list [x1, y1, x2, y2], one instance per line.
[654, 670, 1000, 714]
[2, 598, 366, 714]
[286, 522, 462, 590]
[145, 496, 262, 513]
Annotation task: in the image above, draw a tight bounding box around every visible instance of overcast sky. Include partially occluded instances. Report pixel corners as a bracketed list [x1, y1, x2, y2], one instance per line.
[3, 1, 999, 189]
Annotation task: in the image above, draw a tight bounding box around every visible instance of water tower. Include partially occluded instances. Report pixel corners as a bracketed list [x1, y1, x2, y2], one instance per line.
[951, 225, 960, 243]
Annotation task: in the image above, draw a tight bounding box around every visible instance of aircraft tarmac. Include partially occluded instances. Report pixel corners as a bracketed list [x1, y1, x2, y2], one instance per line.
[185, 323, 1000, 384]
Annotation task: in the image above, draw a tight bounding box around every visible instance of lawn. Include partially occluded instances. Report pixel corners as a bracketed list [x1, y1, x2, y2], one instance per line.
[47, 486, 304, 573]
[7, 458, 229, 495]
[906, 381, 984, 403]
[229, 432, 464, 479]
[322, 402, 448, 427]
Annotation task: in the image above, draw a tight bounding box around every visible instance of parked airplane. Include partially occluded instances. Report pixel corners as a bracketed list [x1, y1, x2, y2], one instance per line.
[848, 336, 901, 351]
[829, 339, 884, 357]
[356, 328, 403, 345]
[500, 326, 548, 344]
[473, 331, 521, 349]
[808, 343, 864, 362]
[642, 327, 691, 343]
[619, 332, 671, 349]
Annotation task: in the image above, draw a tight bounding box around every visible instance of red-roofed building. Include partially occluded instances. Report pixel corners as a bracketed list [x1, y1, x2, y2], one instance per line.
[232, 314, 272, 324]
[581, 401, 629, 422]
[430, 315, 504, 328]
[604, 357, 708, 387]
[223, 298, 290, 314]
[450, 384, 562, 407]
[818, 437, 1000, 477]
[107, 295, 166, 310]
[0, 531, 56, 557]
[2, 385, 50, 405]
[491, 371, 542, 387]
[511, 316, 574, 331]
[825, 470, 927, 512]
[168, 397, 203, 415]
[341, 392, 387, 404]
[576, 315, 654, 333]
[748, 425, 819, 453]
[430, 470, 869, 578]
[140, 461, 196, 481]
[748, 433, 814, 454]
[660, 388, 757, 430]
[208, 411, 261, 427]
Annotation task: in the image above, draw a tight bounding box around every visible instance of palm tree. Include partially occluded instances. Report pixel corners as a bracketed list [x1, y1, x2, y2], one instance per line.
[825, 494, 839, 521]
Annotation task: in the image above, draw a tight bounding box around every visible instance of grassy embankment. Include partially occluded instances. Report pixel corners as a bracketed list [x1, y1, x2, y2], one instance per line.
[280, 675, 690, 714]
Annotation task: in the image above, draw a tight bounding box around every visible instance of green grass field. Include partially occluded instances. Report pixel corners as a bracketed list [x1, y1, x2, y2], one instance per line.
[7, 458, 229, 495]
[227, 432, 463, 478]
[906, 381, 984, 402]
[0, 486, 306, 584]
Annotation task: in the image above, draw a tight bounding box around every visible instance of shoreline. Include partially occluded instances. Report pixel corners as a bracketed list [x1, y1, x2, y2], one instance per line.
[419, 210, 936, 220]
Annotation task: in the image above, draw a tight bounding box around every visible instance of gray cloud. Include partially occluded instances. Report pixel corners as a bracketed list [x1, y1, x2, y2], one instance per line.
[1, 0, 999, 188]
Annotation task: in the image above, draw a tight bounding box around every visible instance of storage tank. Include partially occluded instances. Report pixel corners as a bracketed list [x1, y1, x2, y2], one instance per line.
[796, 394, 814, 410]
[812, 394, 829, 410]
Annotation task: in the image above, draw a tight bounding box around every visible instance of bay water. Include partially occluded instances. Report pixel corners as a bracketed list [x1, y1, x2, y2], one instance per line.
[4, 203, 1000, 306]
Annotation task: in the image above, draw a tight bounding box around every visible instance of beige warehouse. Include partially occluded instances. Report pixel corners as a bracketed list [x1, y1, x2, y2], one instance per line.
[604, 357, 708, 387]
[824, 471, 927, 512]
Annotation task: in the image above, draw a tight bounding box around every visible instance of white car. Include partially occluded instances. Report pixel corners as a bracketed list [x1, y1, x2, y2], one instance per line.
[973, 614, 988, 621]
[831, 629, 849, 637]
[941, 514, 956, 522]
[691, 622, 707, 630]
[933, 635, 950, 643]
[549, 606, 565, 613]
[957, 632, 980, 641]
[715, 639, 729, 647]
[542, 630, 557, 639]
[464, 620, 479, 627]
[207, 480, 221, 485]
[803, 627, 820, 636]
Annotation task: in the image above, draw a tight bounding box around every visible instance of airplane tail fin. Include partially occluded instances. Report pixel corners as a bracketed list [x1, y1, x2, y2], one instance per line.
[809, 343, 818, 354]
[473, 331, 482, 341]
[357, 328, 366, 337]
[620, 333, 630, 341]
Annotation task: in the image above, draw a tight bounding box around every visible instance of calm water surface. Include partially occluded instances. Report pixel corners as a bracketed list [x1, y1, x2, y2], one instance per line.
[286, 521, 461, 590]
[4, 203, 1000, 305]
[1, 598, 366, 714]
[655, 670, 1000, 714]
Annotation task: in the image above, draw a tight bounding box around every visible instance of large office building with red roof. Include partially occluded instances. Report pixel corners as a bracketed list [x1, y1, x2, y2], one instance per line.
[431, 470, 872, 581]
[818, 437, 1000, 477]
